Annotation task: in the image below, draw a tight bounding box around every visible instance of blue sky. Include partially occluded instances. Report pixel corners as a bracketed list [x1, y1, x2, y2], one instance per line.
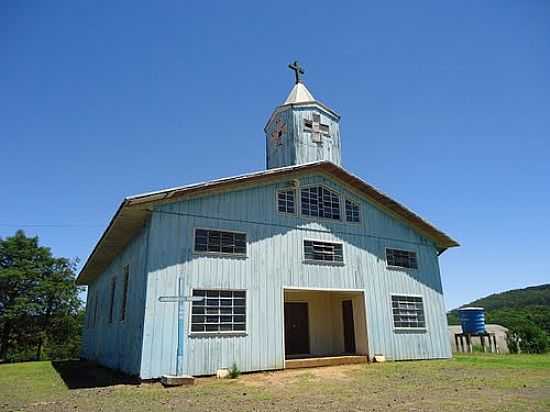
[1, 1, 549, 309]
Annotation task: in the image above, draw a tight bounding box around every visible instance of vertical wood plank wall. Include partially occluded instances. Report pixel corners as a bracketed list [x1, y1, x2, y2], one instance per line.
[266, 106, 341, 169]
[81, 223, 150, 376]
[135, 172, 451, 379]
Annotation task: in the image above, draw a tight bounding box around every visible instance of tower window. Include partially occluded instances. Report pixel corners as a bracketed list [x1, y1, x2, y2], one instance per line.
[301, 186, 341, 220]
[303, 113, 330, 142]
[278, 189, 296, 214]
[345, 199, 361, 223]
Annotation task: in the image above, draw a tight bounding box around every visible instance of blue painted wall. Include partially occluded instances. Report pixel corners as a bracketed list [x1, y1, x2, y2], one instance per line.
[81, 223, 150, 376]
[137, 171, 451, 379]
[266, 104, 342, 169]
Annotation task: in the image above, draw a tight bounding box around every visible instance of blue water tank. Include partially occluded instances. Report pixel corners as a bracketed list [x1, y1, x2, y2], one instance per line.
[459, 307, 486, 334]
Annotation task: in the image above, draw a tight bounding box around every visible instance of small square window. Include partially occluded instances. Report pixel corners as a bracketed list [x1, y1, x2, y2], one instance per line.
[345, 199, 360, 223]
[278, 189, 296, 214]
[391, 295, 425, 329]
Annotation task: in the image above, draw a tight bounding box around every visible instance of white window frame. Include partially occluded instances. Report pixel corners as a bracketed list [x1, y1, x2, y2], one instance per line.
[192, 227, 248, 258]
[299, 184, 343, 223]
[385, 247, 418, 270]
[303, 238, 345, 265]
[390, 293, 427, 332]
[188, 288, 248, 336]
[276, 188, 297, 216]
[344, 198, 361, 224]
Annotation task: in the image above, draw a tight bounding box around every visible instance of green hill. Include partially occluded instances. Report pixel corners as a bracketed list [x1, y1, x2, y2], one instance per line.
[448, 284, 550, 335]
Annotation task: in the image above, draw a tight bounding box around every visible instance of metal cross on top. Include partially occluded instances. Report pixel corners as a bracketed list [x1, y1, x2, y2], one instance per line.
[288, 60, 304, 84]
[159, 277, 204, 376]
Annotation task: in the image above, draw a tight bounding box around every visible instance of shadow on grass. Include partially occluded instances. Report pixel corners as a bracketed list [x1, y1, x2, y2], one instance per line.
[52, 360, 140, 389]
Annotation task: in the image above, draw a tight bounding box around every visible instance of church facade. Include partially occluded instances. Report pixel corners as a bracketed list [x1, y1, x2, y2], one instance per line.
[77, 63, 458, 379]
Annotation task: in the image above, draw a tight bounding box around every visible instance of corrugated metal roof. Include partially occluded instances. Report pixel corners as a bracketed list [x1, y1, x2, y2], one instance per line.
[76, 161, 459, 285]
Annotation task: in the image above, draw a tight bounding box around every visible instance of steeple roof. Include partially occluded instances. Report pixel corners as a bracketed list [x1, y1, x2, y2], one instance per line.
[284, 82, 315, 104]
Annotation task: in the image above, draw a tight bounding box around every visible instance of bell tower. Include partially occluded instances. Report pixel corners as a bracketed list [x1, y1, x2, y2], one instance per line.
[265, 61, 342, 169]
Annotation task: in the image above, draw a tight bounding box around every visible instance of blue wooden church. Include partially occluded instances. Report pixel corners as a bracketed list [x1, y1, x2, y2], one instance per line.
[77, 62, 459, 379]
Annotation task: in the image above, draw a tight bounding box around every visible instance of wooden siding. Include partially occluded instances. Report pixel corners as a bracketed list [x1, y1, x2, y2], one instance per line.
[139, 172, 451, 379]
[80, 223, 150, 376]
[266, 106, 341, 169]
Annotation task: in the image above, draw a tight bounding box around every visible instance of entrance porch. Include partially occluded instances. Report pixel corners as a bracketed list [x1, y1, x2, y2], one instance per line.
[283, 288, 368, 367]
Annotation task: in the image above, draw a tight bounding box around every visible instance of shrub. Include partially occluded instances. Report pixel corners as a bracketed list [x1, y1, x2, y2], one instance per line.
[229, 362, 241, 379]
[507, 324, 549, 354]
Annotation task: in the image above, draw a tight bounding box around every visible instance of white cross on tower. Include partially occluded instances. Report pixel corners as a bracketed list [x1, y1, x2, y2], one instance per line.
[304, 113, 330, 144]
[158, 277, 204, 377]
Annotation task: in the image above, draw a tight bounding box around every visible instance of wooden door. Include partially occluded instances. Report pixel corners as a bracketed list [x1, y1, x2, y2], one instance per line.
[342, 300, 356, 354]
[284, 302, 310, 356]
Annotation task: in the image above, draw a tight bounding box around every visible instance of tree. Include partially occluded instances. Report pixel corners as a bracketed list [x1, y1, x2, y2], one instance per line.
[0, 230, 82, 361]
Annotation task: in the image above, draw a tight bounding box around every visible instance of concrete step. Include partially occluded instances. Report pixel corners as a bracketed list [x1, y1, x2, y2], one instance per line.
[285, 355, 369, 369]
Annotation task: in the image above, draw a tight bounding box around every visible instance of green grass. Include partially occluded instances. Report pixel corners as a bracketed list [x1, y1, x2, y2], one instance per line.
[453, 352, 550, 369]
[1, 354, 549, 411]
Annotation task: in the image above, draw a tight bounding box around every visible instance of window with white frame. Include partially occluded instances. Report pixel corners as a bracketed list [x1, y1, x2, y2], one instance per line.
[278, 189, 296, 214]
[386, 248, 417, 269]
[304, 240, 344, 263]
[190, 290, 246, 333]
[194, 229, 246, 256]
[345, 199, 360, 223]
[392, 295, 425, 329]
[301, 186, 341, 220]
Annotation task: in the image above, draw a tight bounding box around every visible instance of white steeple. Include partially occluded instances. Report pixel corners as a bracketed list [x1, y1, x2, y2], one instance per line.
[284, 82, 315, 104]
[265, 61, 342, 170]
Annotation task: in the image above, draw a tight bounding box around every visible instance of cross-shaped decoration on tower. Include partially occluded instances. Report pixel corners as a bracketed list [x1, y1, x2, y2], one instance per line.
[288, 60, 305, 84]
[270, 117, 287, 145]
[304, 113, 330, 144]
[159, 277, 204, 377]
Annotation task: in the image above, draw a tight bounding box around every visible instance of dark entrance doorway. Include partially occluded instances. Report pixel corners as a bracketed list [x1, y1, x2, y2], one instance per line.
[342, 300, 356, 353]
[284, 302, 310, 356]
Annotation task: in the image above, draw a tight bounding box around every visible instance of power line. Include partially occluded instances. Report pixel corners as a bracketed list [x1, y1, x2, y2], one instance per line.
[0, 223, 103, 228]
[152, 209, 435, 249]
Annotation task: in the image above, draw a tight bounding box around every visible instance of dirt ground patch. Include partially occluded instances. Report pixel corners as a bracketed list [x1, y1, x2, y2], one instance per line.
[1, 354, 550, 411]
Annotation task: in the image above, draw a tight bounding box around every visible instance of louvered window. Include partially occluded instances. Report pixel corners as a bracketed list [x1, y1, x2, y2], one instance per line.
[304, 240, 344, 263]
[301, 186, 341, 220]
[386, 248, 417, 269]
[278, 189, 296, 214]
[345, 199, 360, 223]
[392, 295, 425, 329]
[191, 290, 246, 333]
[194, 229, 246, 256]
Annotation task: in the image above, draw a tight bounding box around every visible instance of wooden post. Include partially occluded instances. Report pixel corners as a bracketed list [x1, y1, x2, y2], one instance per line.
[454, 334, 459, 353]
[467, 335, 473, 353]
[459, 335, 464, 352]
[480, 335, 485, 352]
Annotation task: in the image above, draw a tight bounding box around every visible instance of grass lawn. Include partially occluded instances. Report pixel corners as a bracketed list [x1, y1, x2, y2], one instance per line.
[1, 353, 550, 411]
